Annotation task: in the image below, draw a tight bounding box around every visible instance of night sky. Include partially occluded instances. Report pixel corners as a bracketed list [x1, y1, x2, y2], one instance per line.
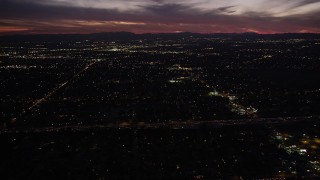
[0, 0, 320, 34]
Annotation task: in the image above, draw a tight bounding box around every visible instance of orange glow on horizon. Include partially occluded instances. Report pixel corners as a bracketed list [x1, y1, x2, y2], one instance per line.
[0, 26, 31, 33]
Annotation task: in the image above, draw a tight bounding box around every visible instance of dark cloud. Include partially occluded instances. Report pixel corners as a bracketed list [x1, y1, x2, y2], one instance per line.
[216, 6, 237, 14]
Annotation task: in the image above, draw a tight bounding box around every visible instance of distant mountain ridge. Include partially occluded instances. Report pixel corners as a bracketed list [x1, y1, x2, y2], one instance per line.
[0, 32, 320, 42]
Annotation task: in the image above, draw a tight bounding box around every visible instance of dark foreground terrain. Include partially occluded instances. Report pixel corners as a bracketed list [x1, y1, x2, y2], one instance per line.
[1, 120, 320, 179]
[0, 33, 320, 179]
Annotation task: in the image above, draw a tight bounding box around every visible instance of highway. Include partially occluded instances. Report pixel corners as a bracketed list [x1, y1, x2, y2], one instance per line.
[1, 116, 319, 134]
[10, 59, 100, 124]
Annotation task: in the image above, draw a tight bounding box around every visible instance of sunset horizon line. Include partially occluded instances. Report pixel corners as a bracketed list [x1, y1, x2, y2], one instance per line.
[1, 31, 320, 37]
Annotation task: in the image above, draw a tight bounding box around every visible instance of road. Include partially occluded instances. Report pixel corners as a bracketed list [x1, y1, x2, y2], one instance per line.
[1, 116, 319, 134]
